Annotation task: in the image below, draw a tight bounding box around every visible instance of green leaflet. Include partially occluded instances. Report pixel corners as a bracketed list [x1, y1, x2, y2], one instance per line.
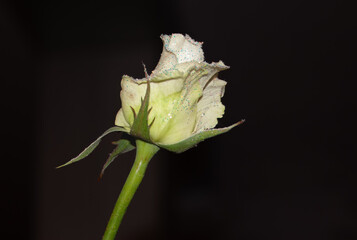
[158, 120, 245, 153]
[99, 138, 135, 178]
[130, 79, 152, 142]
[57, 126, 127, 168]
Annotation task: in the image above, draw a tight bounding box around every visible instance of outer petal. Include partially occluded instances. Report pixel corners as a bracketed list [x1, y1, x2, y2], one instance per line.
[194, 77, 226, 132]
[120, 75, 147, 125]
[191, 61, 229, 133]
[151, 68, 203, 144]
[114, 108, 131, 131]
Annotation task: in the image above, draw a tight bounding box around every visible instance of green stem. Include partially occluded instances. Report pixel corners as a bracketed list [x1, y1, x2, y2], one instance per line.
[102, 139, 159, 240]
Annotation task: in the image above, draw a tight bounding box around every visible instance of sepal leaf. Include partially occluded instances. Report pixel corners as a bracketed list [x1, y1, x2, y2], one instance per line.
[130, 79, 152, 142]
[57, 126, 127, 168]
[99, 138, 136, 179]
[158, 119, 245, 153]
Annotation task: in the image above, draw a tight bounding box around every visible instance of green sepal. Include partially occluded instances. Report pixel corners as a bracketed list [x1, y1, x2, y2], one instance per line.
[99, 138, 136, 179]
[158, 119, 245, 153]
[57, 126, 127, 168]
[130, 79, 152, 142]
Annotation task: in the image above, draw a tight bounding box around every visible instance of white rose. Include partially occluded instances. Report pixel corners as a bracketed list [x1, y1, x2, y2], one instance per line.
[115, 33, 243, 152]
[59, 33, 243, 167]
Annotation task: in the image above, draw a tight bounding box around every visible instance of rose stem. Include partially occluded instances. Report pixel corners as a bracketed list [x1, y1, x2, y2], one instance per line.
[102, 139, 159, 240]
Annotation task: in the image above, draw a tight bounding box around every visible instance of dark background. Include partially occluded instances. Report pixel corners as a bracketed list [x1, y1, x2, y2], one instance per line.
[1, 0, 355, 239]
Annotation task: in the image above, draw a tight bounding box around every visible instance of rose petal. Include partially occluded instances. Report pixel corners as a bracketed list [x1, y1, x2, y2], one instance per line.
[152, 68, 203, 144]
[194, 77, 226, 132]
[114, 108, 131, 131]
[153, 34, 204, 74]
[120, 75, 147, 125]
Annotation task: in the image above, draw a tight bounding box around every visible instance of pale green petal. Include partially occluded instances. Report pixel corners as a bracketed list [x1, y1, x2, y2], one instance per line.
[187, 61, 228, 133]
[151, 71, 203, 145]
[120, 75, 147, 125]
[148, 91, 198, 144]
[149, 67, 204, 144]
[114, 108, 131, 131]
[194, 78, 226, 132]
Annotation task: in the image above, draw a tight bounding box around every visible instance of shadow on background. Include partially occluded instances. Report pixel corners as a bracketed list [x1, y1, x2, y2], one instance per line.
[1, 0, 355, 239]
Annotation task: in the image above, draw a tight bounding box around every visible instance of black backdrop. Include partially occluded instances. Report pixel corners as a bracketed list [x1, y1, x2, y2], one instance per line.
[2, 0, 355, 239]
